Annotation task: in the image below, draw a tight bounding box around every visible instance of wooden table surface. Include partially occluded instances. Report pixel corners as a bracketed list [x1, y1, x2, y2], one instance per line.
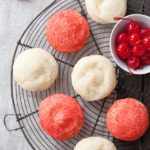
[0, 1, 53, 150]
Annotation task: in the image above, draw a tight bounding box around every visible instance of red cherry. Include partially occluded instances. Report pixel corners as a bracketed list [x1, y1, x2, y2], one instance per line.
[131, 45, 145, 57]
[116, 43, 130, 59]
[139, 27, 150, 38]
[127, 56, 140, 70]
[126, 22, 140, 34]
[113, 17, 140, 34]
[140, 51, 150, 65]
[128, 33, 141, 45]
[142, 36, 150, 51]
[116, 32, 128, 45]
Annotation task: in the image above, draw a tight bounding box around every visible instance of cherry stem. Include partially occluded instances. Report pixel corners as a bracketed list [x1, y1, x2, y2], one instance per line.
[113, 17, 135, 22]
[126, 63, 133, 76]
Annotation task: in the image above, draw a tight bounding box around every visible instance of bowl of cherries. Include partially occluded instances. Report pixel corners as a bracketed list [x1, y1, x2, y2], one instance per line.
[110, 14, 150, 75]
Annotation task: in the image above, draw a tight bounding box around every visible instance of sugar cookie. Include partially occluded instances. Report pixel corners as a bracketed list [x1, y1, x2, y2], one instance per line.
[46, 10, 90, 53]
[71, 55, 116, 101]
[39, 94, 84, 140]
[106, 98, 149, 141]
[13, 48, 58, 91]
[74, 137, 116, 150]
[85, 0, 127, 24]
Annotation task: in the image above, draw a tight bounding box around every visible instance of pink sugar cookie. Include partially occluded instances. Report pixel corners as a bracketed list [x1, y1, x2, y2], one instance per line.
[39, 94, 84, 140]
[46, 10, 90, 53]
[106, 98, 149, 141]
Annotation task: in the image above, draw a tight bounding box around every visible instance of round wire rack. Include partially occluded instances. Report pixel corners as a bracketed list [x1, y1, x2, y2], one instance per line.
[8, 0, 150, 150]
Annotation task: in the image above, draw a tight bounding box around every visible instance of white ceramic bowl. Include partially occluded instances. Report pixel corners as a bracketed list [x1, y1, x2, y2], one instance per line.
[110, 14, 150, 75]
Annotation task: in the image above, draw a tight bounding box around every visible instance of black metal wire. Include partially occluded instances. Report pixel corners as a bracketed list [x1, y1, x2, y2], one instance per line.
[8, 0, 150, 150]
[13, 0, 139, 149]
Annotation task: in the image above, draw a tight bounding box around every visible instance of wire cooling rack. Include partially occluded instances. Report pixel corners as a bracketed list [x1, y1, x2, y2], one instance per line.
[5, 0, 150, 150]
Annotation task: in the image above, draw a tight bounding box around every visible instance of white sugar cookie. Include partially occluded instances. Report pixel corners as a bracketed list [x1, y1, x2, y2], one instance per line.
[13, 48, 58, 91]
[71, 55, 116, 101]
[85, 0, 127, 24]
[74, 137, 117, 150]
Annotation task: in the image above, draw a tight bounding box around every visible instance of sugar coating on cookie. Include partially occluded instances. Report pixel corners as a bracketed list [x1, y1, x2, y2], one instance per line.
[106, 98, 149, 141]
[71, 55, 116, 101]
[74, 137, 117, 150]
[13, 48, 58, 91]
[85, 0, 127, 24]
[46, 10, 90, 53]
[39, 94, 84, 140]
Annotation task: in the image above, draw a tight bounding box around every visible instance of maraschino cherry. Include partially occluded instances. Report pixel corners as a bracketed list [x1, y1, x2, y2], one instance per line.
[139, 27, 150, 38]
[127, 56, 140, 70]
[113, 17, 140, 34]
[140, 51, 150, 65]
[114, 17, 150, 75]
[126, 22, 140, 34]
[142, 36, 150, 51]
[116, 32, 128, 44]
[116, 43, 130, 59]
[128, 33, 141, 45]
[131, 45, 145, 57]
